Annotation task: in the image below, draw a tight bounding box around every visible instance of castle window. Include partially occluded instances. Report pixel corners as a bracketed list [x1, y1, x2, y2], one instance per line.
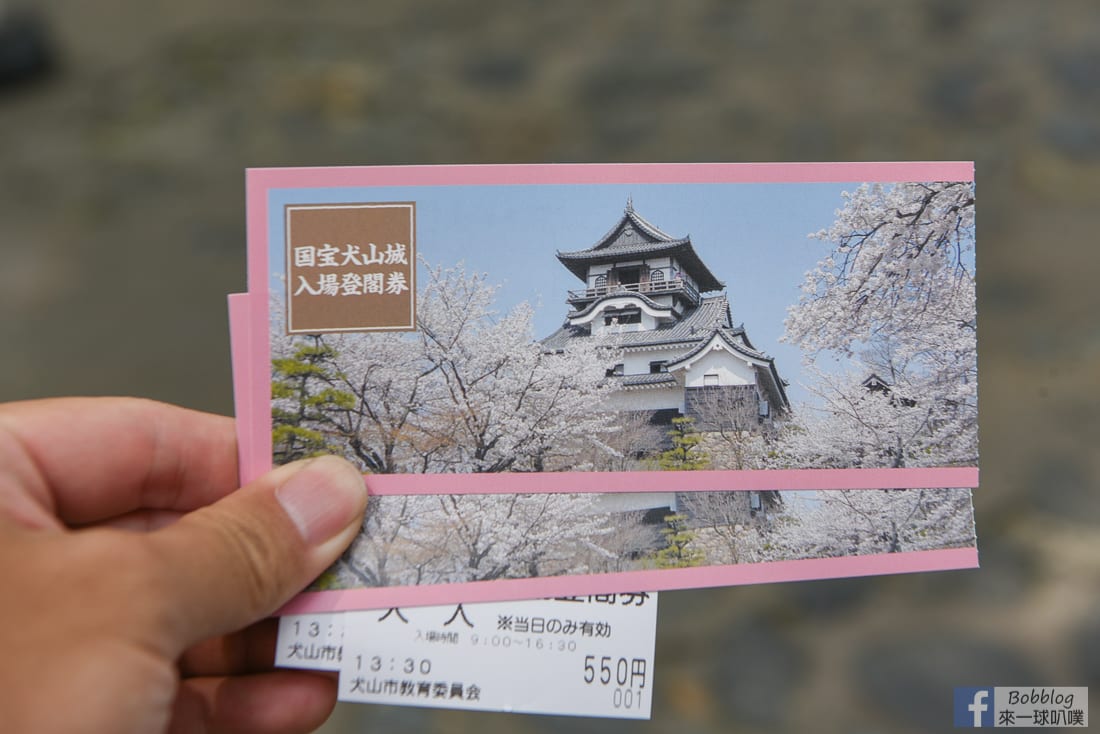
[604, 309, 641, 326]
[606, 363, 624, 377]
[649, 360, 668, 374]
[613, 266, 643, 286]
[703, 373, 720, 387]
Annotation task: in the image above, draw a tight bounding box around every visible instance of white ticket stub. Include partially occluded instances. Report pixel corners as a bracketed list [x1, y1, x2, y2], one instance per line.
[275, 613, 346, 671]
[334, 593, 657, 719]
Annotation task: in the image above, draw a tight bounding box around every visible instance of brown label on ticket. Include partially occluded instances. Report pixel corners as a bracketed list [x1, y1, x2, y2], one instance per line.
[285, 203, 416, 333]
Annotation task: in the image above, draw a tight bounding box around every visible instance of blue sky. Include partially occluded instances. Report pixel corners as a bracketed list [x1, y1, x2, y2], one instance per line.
[268, 181, 858, 406]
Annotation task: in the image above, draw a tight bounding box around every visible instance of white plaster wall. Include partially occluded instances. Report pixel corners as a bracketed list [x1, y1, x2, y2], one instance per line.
[622, 347, 686, 375]
[583, 296, 673, 336]
[606, 387, 683, 412]
[682, 348, 756, 387]
[648, 294, 676, 310]
[595, 319, 646, 336]
[644, 256, 673, 279]
[590, 492, 678, 514]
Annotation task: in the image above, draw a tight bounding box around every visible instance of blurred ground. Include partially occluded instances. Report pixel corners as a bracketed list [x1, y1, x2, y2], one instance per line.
[1, 1, 1098, 732]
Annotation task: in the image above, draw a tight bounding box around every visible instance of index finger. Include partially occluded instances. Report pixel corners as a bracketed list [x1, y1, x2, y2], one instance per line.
[0, 397, 240, 527]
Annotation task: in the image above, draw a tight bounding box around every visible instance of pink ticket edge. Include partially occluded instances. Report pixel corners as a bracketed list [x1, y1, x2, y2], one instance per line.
[247, 162, 974, 196]
[229, 294, 275, 485]
[360, 467, 978, 495]
[227, 294, 255, 485]
[278, 546, 978, 613]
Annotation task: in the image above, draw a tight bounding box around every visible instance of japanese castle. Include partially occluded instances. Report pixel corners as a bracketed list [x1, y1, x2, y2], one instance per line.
[542, 200, 790, 427]
[541, 201, 791, 516]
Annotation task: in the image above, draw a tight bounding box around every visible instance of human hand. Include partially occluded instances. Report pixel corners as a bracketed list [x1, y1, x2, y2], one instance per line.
[0, 397, 367, 734]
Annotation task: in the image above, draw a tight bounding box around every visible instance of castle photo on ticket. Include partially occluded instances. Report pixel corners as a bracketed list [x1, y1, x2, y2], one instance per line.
[269, 181, 978, 587]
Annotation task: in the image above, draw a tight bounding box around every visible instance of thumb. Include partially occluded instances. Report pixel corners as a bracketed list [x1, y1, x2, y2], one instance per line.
[142, 455, 367, 653]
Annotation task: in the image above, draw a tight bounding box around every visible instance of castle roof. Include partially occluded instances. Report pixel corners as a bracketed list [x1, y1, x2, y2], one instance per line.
[667, 327, 791, 412]
[541, 293, 790, 412]
[619, 373, 679, 388]
[543, 294, 740, 351]
[555, 204, 725, 292]
[566, 290, 675, 320]
[666, 326, 768, 365]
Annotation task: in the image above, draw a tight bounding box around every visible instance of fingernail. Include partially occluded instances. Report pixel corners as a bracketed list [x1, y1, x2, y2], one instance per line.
[275, 456, 366, 545]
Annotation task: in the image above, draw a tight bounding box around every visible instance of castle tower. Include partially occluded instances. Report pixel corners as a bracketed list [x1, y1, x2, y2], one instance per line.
[543, 202, 791, 431]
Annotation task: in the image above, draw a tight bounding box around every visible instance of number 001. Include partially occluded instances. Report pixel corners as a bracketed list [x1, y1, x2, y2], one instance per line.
[613, 688, 641, 709]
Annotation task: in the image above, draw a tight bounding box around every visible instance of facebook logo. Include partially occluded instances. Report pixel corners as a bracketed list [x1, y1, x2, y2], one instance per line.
[954, 687, 994, 727]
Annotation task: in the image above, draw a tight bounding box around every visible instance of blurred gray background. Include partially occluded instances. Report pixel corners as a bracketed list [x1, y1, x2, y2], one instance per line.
[1, 1, 1097, 732]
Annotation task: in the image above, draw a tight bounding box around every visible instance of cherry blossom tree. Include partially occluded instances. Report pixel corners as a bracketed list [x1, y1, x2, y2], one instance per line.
[684, 487, 975, 564]
[324, 493, 619, 587]
[785, 181, 975, 359]
[782, 181, 977, 469]
[679, 491, 761, 564]
[767, 182, 978, 557]
[271, 260, 621, 474]
[413, 493, 615, 582]
[273, 330, 440, 473]
[574, 410, 668, 473]
[414, 263, 618, 473]
[575, 510, 664, 573]
[269, 261, 652, 589]
[315, 495, 435, 589]
[768, 488, 976, 558]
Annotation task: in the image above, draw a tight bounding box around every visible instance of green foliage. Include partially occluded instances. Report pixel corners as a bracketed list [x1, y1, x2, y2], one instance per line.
[656, 416, 710, 471]
[651, 513, 705, 568]
[271, 337, 356, 464]
[310, 567, 345, 591]
[271, 424, 329, 459]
